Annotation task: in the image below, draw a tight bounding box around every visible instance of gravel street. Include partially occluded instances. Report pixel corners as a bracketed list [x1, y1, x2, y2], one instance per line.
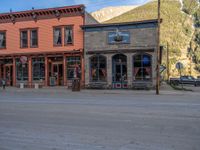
[0, 88, 200, 150]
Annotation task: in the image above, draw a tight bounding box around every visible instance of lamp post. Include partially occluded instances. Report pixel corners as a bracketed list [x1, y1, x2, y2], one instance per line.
[156, 0, 161, 95]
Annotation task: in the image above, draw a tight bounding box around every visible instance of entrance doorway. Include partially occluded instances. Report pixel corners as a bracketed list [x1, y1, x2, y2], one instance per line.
[51, 63, 63, 86]
[4, 65, 13, 86]
[112, 54, 128, 89]
[48, 57, 64, 86]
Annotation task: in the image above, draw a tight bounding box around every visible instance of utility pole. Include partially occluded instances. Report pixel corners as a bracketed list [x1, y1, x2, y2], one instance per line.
[189, 41, 192, 76]
[166, 42, 169, 82]
[156, 0, 161, 95]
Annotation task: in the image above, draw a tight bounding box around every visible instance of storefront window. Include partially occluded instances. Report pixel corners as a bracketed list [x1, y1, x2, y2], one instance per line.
[67, 57, 81, 80]
[90, 55, 107, 82]
[32, 58, 45, 81]
[133, 54, 152, 81]
[16, 58, 28, 81]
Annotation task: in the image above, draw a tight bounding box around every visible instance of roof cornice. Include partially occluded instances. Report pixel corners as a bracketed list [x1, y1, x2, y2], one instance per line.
[81, 19, 162, 29]
[0, 4, 85, 24]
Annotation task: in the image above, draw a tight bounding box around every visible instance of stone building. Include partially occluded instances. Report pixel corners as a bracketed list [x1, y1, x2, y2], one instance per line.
[82, 20, 159, 89]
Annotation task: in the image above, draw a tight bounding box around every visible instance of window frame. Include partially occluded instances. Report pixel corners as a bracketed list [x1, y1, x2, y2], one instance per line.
[64, 26, 74, 45]
[30, 29, 38, 48]
[53, 26, 63, 47]
[20, 30, 28, 48]
[16, 58, 29, 81]
[133, 53, 152, 81]
[66, 56, 81, 80]
[90, 55, 107, 82]
[32, 57, 45, 81]
[0, 30, 6, 49]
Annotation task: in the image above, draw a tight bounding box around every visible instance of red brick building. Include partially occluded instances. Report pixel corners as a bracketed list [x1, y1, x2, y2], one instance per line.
[0, 5, 95, 87]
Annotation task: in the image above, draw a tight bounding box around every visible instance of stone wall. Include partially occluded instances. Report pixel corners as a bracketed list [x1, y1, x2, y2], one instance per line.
[84, 27, 157, 52]
[84, 23, 158, 89]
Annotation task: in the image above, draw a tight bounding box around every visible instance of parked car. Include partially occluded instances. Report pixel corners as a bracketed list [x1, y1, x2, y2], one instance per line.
[170, 75, 200, 86]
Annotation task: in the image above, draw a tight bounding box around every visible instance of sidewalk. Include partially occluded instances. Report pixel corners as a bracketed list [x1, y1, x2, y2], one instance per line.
[0, 83, 197, 96]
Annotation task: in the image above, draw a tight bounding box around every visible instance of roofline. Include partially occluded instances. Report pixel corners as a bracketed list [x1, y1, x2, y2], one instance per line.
[0, 4, 85, 17]
[81, 19, 162, 29]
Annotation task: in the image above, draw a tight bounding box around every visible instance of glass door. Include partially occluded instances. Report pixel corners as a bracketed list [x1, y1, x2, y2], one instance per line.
[112, 54, 128, 89]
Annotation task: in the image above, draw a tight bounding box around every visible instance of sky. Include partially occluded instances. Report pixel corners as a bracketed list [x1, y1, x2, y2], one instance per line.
[0, 0, 149, 13]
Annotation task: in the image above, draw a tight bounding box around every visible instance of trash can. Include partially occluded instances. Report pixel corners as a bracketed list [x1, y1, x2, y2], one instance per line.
[72, 78, 80, 92]
[20, 83, 24, 89]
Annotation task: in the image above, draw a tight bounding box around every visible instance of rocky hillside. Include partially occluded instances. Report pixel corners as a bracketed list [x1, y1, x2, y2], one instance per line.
[105, 0, 200, 77]
[91, 6, 138, 23]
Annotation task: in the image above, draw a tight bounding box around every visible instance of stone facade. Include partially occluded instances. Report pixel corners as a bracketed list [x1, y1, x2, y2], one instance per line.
[82, 20, 159, 89]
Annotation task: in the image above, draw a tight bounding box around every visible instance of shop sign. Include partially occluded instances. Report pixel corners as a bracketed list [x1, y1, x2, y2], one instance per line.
[20, 56, 28, 64]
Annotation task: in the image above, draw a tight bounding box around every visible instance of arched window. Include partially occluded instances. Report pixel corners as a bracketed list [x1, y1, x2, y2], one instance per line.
[90, 55, 107, 82]
[133, 54, 152, 81]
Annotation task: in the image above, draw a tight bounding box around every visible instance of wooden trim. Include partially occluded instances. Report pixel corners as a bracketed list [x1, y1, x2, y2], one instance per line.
[81, 19, 161, 29]
[28, 56, 32, 85]
[0, 5, 85, 24]
[13, 58, 16, 86]
[63, 56, 67, 86]
[86, 49, 155, 55]
[0, 49, 82, 58]
[52, 24, 74, 28]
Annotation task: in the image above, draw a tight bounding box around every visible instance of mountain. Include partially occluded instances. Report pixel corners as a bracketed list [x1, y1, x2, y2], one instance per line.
[105, 0, 200, 77]
[91, 6, 138, 23]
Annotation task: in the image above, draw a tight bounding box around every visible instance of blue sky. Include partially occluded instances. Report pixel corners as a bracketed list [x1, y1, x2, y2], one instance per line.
[0, 0, 149, 13]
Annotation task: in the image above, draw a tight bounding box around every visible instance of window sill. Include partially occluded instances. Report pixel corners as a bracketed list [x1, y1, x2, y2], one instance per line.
[53, 44, 63, 47]
[30, 46, 38, 48]
[64, 43, 74, 46]
[20, 47, 28, 49]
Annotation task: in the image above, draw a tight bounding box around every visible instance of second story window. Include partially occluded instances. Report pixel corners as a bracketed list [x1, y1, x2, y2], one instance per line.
[0, 31, 6, 49]
[53, 27, 62, 46]
[20, 30, 28, 48]
[30, 29, 38, 47]
[65, 26, 73, 45]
